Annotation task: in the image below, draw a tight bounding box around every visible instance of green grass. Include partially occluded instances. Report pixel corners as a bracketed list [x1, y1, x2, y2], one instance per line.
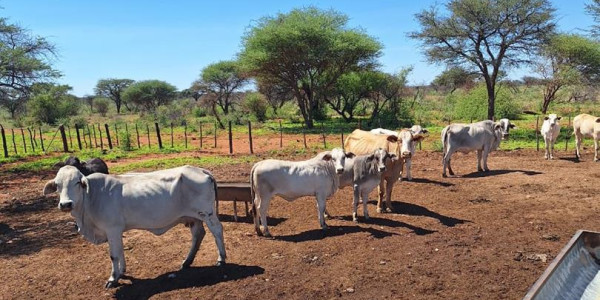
[110, 155, 260, 173]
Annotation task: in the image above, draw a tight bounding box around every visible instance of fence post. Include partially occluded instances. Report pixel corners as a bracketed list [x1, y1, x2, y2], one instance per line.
[321, 122, 327, 149]
[98, 124, 104, 150]
[135, 124, 140, 149]
[279, 120, 283, 148]
[39, 127, 45, 152]
[105, 124, 113, 149]
[92, 125, 98, 148]
[199, 122, 203, 149]
[20, 128, 27, 153]
[341, 131, 344, 150]
[228, 121, 233, 154]
[82, 126, 88, 149]
[11, 129, 17, 154]
[75, 124, 83, 150]
[302, 124, 307, 149]
[27, 128, 35, 151]
[146, 124, 151, 149]
[535, 116, 540, 152]
[59, 125, 69, 152]
[184, 122, 187, 149]
[0, 124, 7, 157]
[214, 122, 217, 148]
[155, 122, 162, 149]
[66, 126, 73, 149]
[170, 122, 174, 148]
[114, 124, 119, 147]
[565, 115, 571, 151]
[248, 121, 253, 154]
[124, 123, 129, 148]
[87, 125, 92, 148]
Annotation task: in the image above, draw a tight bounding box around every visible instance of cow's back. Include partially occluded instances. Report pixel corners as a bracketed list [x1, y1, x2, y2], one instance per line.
[574, 114, 600, 137]
[344, 129, 402, 180]
[445, 123, 495, 152]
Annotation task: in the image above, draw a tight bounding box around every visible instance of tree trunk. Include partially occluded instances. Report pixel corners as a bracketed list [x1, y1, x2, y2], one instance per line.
[486, 81, 495, 120]
[115, 99, 121, 114]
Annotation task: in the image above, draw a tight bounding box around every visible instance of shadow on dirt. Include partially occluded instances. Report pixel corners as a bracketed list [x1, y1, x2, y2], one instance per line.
[219, 214, 286, 226]
[461, 169, 542, 178]
[113, 263, 264, 300]
[0, 219, 78, 258]
[408, 177, 454, 187]
[392, 202, 469, 227]
[0, 196, 56, 215]
[558, 156, 581, 163]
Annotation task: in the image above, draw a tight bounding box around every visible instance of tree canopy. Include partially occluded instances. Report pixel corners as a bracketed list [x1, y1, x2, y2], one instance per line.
[94, 79, 135, 114]
[122, 80, 177, 114]
[410, 0, 555, 120]
[239, 7, 382, 128]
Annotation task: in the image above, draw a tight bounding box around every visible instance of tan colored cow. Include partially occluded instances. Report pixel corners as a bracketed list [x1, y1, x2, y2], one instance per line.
[574, 113, 600, 161]
[344, 129, 424, 213]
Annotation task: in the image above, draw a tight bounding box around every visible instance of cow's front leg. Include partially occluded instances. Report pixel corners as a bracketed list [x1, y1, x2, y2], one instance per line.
[105, 232, 125, 288]
[550, 140, 555, 160]
[315, 193, 328, 230]
[384, 178, 394, 213]
[204, 214, 227, 266]
[376, 180, 385, 213]
[352, 184, 360, 222]
[476, 150, 483, 172]
[361, 190, 370, 221]
[182, 220, 206, 269]
[575, 132, 583, 159]
[544, 139, 550, 160]
[405, 158, 412, 181]
[594, 138, 599, 162]
[482, 148, 490, 172]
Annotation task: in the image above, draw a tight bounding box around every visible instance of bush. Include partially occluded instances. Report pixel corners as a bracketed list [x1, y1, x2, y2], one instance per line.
[119, 130, 133, 151]
[95, 98, 110, 117]
[453, 84, 521, 121]
[27, 85, 80, 125]
[243, 92, 268, 122]
[71, 116, 87, 128]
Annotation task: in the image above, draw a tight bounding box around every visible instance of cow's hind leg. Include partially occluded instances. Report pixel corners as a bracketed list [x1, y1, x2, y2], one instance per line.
[544, 138, 550, 160]
[105, 232, 125, 288]
[595, 138, 599, 162]
[575, 130, 583, 159]
[482, 147, 491, 172]
[384, 178, 394, 213]
[181, 220, 206, 269]
[204, 214, 227, 266]
[362, 190, 370, 221]
[315, 193, 329, 230]
[476, 150, 483, 172]
[256, 192, 273, 237]
[376, 180, 385, 213]
[352, 184, 360, 222]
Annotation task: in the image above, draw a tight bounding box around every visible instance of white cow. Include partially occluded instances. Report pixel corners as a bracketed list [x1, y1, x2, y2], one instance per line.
[369, 125, 428, 180]
[574, 113, 600, 161]
[43, 165, 226, 288]
[441, 119, 515, 177]
[540, 114, 561, 160]
[250, 148, 352, 237]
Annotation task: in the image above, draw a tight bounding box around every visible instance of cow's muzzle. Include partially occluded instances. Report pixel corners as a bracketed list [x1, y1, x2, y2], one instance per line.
[336, 168, 344, 174]
[401, 151, 412, 158]
[378, 167, 386, 172]
[502, 133, 509, 140]
[59, 201, 73, 212]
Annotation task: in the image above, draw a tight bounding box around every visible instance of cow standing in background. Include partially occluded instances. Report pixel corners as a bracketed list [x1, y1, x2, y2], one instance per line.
[573, 113, 600, 161]
[540, 114, 561, 160]
[43, 165, 226, 288]
[54, 156, 109, 175]
[369, 125, 428, 181]
[250, 148, 353, 237]
[441, 119, 515, 177]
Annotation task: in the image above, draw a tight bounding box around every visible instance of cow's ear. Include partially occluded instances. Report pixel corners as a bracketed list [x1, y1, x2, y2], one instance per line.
[412, 134, 425, 142]
[80, 177, 90, 193]
[544, 116, 549, 120]
[509, 123, 516, 129]
[557, 116, 562, 120]
[388, 154, 398, 161]
[345, 152, 355, 159]
[366, 154, 375, 161]
[43, 180, 57, 195]
[386, 135, 398, 143]
[596, 118, 600, 123]
[494, 123, 502, 131]
[322, 153, 332, 161]
[422, 129, 429, 134]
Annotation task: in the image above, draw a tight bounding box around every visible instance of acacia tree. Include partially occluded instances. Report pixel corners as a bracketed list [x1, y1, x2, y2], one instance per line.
[256, 79, 293, 114]
[199, 60, 248, 128]
[587, 0, 600, 39]
[368, 68, 411, 126]
[239, 7, 382, 128]
[432, 66, 477, 93]
[0, 18, 59, 118]
[410, 0, 555, 120]
[94, 79, 135, 114]
[181, 79, 207, 102]
[122, 80, 177, 113]
[324, 71, 380, 122]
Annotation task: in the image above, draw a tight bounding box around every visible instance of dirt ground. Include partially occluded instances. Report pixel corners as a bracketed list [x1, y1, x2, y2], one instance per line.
[1, 146, 600, 299]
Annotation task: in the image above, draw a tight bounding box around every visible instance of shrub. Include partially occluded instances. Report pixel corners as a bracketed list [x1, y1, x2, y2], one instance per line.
[243, 92, 268, 122]
[95, 98, 110, 117]
[453, 84, 521, 121]
[27, 85, 80, 125]
[119, 130, 133, 151]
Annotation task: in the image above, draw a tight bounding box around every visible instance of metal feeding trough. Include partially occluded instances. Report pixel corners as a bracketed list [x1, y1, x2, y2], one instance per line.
[524, 230, 600, 300]
[215, 182, 252, 222]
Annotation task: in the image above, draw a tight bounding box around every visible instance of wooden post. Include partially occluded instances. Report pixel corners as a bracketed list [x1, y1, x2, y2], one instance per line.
[75, 124, 83, 150]
[199, 123, 203, 149]
[98, 124, 104, 150]
[66, 126, 73, 149]
[228, 121, 233, 154]
[184, 123, 187, 149]
[125, 123, 129, 148]
[565, 115, 571, 151]
[135, 124, 140, 149]
[21, 128, 27, 153]
[81, 126, 88, 149]
[92, 125, 98, 148]
[87, 125, 92, 148]
[341, 131, 344, 150]
[146, 124, 151, 149]
[11, 129, 17, 154]
[155, 122, 162, 149]
[39, 127, 45, 152]
[535, 116, 540, 152]
[27, 128, 35, 151]
[114, 124, 119, 146]
[0, 124, 8, 158]
[105, 124, 113, 149]
[170, 122, 174, 148]
[214, 122, 217, 148]
[279, 120, 283, 148]
[321, 122, 327, 148]
[59, 125, 69, 152]
[302, 124, 307, 149]
[248, 121, 253, 154]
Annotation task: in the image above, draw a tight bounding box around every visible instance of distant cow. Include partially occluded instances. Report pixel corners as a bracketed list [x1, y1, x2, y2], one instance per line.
[370, 125, 428, 180]
[250, 148, 353, 237]
[441, 119, 515, 177]
[574, 113, 600, 161]
[541, 114, 561, 160]
[43, 165, 226, 288]
[345, 129, 425, 213]
[54, 156, 109, 176]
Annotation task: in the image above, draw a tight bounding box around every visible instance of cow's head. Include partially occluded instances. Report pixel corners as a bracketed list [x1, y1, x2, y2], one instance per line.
[43, 166, 89, 213]
[322, 148, 355, 174]
[409, 125, 429, 135]
[496, 118, 516, 140]
[367, 148, 397, 172]
[390, 130, 426, 159]
[544, 114, 561, 129]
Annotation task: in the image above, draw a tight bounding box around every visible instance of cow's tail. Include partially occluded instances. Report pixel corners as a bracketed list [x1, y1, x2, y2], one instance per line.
[250, 164, 261, 236]
[441, 126, 450, 163]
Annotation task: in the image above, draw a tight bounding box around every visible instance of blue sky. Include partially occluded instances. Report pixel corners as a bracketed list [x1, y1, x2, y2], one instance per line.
[2, 0, 596, 96]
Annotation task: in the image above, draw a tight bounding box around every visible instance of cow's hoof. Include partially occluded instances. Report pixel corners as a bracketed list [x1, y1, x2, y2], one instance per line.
[353, 218, 359, 223]
[385, 208, 392, 213]
[364, 216, 370, 222]
[376, 208, 383, 213]
[484, 169, 490, 172]
[105, 280, 119, 289]
[442, 173, 447, 178]
[321, 224, 329, 231]
[448, 171, 455, 176]
[181, 262, 191, 270]
[216, 261, 226, 267]
[263, 232, 272, 238]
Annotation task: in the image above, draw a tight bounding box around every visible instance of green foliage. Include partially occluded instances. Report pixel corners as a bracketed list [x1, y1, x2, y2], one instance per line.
[453, 84, 521, 121]
[119, 130, 133, 151]
[94, 79, 135, 114]
[122, 80, 177, 114]
[432, 66, 476, 92]
[239, 6, 382, 128]
[243, 92, 268, 122]
[94, 97, 110, 117]
[27, 84, 80, 125]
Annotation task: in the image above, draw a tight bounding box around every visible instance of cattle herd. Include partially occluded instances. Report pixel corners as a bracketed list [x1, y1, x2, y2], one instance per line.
[42, 113, 600, 288]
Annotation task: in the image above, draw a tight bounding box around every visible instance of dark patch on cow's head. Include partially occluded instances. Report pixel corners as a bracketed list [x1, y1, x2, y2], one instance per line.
[544, 116, 549, 121]
[596, 118, 600, 123]
[345, 152, 356, 159]
[321, 153, 332, 161]
[386, 135, 398, 143]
